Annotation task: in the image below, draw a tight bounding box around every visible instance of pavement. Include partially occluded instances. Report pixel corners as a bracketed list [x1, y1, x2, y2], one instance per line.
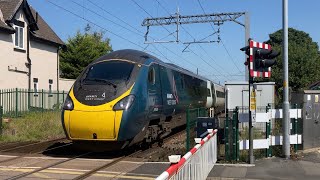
[207, 148, 320, 180]
[0, 148, 320, 179]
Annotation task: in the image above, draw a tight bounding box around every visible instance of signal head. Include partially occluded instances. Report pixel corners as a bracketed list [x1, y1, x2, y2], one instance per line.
[240, 45, 250, 56]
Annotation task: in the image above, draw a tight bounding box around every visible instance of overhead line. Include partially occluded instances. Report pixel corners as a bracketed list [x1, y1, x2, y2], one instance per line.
[46, 0, 169, 61]
[130, 0, 218, 76]
[131, 0, 227, 79]
[154, 0, 232, 80]
[85, 0, 208, 73]
[49, 0, 207, 74]
[197, 0, 243, 74]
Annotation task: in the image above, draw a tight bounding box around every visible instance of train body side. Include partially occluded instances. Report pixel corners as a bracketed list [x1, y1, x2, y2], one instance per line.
[61, 49, 218, 149]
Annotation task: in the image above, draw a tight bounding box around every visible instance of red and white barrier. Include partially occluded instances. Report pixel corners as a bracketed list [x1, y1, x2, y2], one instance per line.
[156, 129, 218, 180]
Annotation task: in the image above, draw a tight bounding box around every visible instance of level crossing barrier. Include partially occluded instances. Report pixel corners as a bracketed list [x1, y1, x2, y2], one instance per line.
[156, 129, 218, 180]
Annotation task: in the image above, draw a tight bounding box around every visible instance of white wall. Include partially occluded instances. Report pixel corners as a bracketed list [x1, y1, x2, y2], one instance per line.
[0, 10, 29, 89]
[0, 9, 60, 91]
[225, 81, 275, 110]
[59, 78, 75, 91]
[30, 40, 58, 90]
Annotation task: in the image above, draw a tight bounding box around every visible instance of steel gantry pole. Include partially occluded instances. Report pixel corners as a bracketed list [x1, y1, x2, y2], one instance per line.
[244, 12, 254, 164]
[282, 0, 290, 159]
[245, 12, 250, 82]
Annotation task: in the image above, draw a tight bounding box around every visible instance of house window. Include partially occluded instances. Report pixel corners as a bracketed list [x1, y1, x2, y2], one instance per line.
[49, 79, 53, 97]
[33, 78, 38, 96]
[14, 25, 24, 49]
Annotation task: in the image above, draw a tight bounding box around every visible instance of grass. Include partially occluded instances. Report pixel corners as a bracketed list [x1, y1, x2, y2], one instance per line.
[0, 111, 65, 142]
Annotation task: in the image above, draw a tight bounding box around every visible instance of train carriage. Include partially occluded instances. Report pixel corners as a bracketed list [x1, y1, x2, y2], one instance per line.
[61, 49, 224, 150]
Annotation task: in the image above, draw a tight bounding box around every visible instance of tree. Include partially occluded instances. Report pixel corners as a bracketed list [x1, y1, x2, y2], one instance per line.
[265, 28, 320, 92]
[60, 25, 112, 79]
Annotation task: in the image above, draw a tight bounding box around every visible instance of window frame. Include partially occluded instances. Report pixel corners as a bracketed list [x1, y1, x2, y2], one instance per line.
[48, 79, 53, 97]
[33, 78, 38, 97]
[13, 24, 24, 49]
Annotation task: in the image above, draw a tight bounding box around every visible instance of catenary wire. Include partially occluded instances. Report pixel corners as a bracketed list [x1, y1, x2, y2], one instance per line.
[197, 0, 243, 74]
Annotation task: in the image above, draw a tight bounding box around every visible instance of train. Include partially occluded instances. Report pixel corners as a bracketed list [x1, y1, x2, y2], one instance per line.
[61, 49, 225, 150]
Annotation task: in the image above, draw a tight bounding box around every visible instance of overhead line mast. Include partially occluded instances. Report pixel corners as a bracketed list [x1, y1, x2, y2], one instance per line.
[141, 11, 245, 44]
[141, 8, 249, 80]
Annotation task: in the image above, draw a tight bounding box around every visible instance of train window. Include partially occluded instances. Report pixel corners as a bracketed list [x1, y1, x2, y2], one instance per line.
[148, 67, 155, 85]
[217, 91, 225, 98]
[84, 61, 134, 83]
[207, 88, 211, 97]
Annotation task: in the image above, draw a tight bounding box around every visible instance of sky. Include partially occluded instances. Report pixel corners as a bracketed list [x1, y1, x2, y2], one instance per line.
[28, 0, 320, 84]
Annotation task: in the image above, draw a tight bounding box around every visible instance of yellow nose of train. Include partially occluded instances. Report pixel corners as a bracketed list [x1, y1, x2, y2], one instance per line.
[62, 86, 132, 141]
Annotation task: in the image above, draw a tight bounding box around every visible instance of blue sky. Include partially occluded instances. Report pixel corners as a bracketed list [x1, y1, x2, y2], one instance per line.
[28, 0, 320, 84]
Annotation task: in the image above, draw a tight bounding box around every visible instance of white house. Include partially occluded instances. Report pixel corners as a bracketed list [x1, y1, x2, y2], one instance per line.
[0, 0, 73, 91]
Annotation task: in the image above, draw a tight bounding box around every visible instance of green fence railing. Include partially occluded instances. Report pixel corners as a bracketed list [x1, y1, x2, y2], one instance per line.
[0, 105, 3, 135]
[0, 88, 68, 118]
[186, 107, 208, 152]
[224, 108, 239, 162]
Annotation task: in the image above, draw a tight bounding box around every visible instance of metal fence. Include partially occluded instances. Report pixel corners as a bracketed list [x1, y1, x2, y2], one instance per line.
[157, 129, 218, 180]
[186, 107, 208, 151]
[0, 88, 68, 118]
[224, 104, 303, 162]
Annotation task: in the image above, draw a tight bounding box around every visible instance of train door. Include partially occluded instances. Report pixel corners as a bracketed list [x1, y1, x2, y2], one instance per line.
[147, 64, 163, 120]
[206, 80, 213, 108]
[159, 66, 176, 117]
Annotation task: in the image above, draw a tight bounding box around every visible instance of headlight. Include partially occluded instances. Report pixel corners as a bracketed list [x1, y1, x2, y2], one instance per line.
[63, 95, 74, 110]
[113, 95, 135, 111]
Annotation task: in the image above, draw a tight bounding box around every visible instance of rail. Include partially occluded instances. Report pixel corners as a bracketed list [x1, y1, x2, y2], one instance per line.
[156, 129, 218, 180]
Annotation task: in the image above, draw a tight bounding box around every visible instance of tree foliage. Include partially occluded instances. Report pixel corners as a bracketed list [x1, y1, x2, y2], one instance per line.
[266, 28, 320, 91]
[59, 25, 112, 79]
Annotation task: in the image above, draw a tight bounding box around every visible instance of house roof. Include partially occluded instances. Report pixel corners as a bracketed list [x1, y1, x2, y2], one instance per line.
[0, 5, 14, 32]
[0, 0, 22, 20]
[29, 7, 64, 46]
[0, 0, 64, 46]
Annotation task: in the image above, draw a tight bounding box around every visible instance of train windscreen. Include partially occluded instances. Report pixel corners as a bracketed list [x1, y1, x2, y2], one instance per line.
[84, 61, 135, 84]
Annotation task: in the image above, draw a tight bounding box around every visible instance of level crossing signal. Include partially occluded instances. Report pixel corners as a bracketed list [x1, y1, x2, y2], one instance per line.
[241, 39, 280, 78]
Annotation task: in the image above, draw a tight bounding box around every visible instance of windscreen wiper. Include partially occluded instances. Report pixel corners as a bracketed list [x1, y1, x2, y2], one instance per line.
[84, 78, 117, 88]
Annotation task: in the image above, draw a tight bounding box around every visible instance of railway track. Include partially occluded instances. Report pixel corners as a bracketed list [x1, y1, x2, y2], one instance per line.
[0, 137, 67, 153]
[0, 141, 73, 164]
[1, 128, 188, 179]
[131, 128, 187, 161]
[69, 130, 186, 180]
[72, 150, 143, 180]
[5, 151, 92, 180]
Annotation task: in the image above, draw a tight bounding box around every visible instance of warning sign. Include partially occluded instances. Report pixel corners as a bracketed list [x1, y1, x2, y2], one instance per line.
[250, 89, 256, 111]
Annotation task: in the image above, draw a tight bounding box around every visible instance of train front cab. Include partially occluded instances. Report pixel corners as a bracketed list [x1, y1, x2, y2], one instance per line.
[61, 59, 141, 147]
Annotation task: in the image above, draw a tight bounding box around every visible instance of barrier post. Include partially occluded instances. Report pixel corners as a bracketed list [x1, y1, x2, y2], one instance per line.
[266, 104, 272, 157]
[294, 103, 298, 152]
